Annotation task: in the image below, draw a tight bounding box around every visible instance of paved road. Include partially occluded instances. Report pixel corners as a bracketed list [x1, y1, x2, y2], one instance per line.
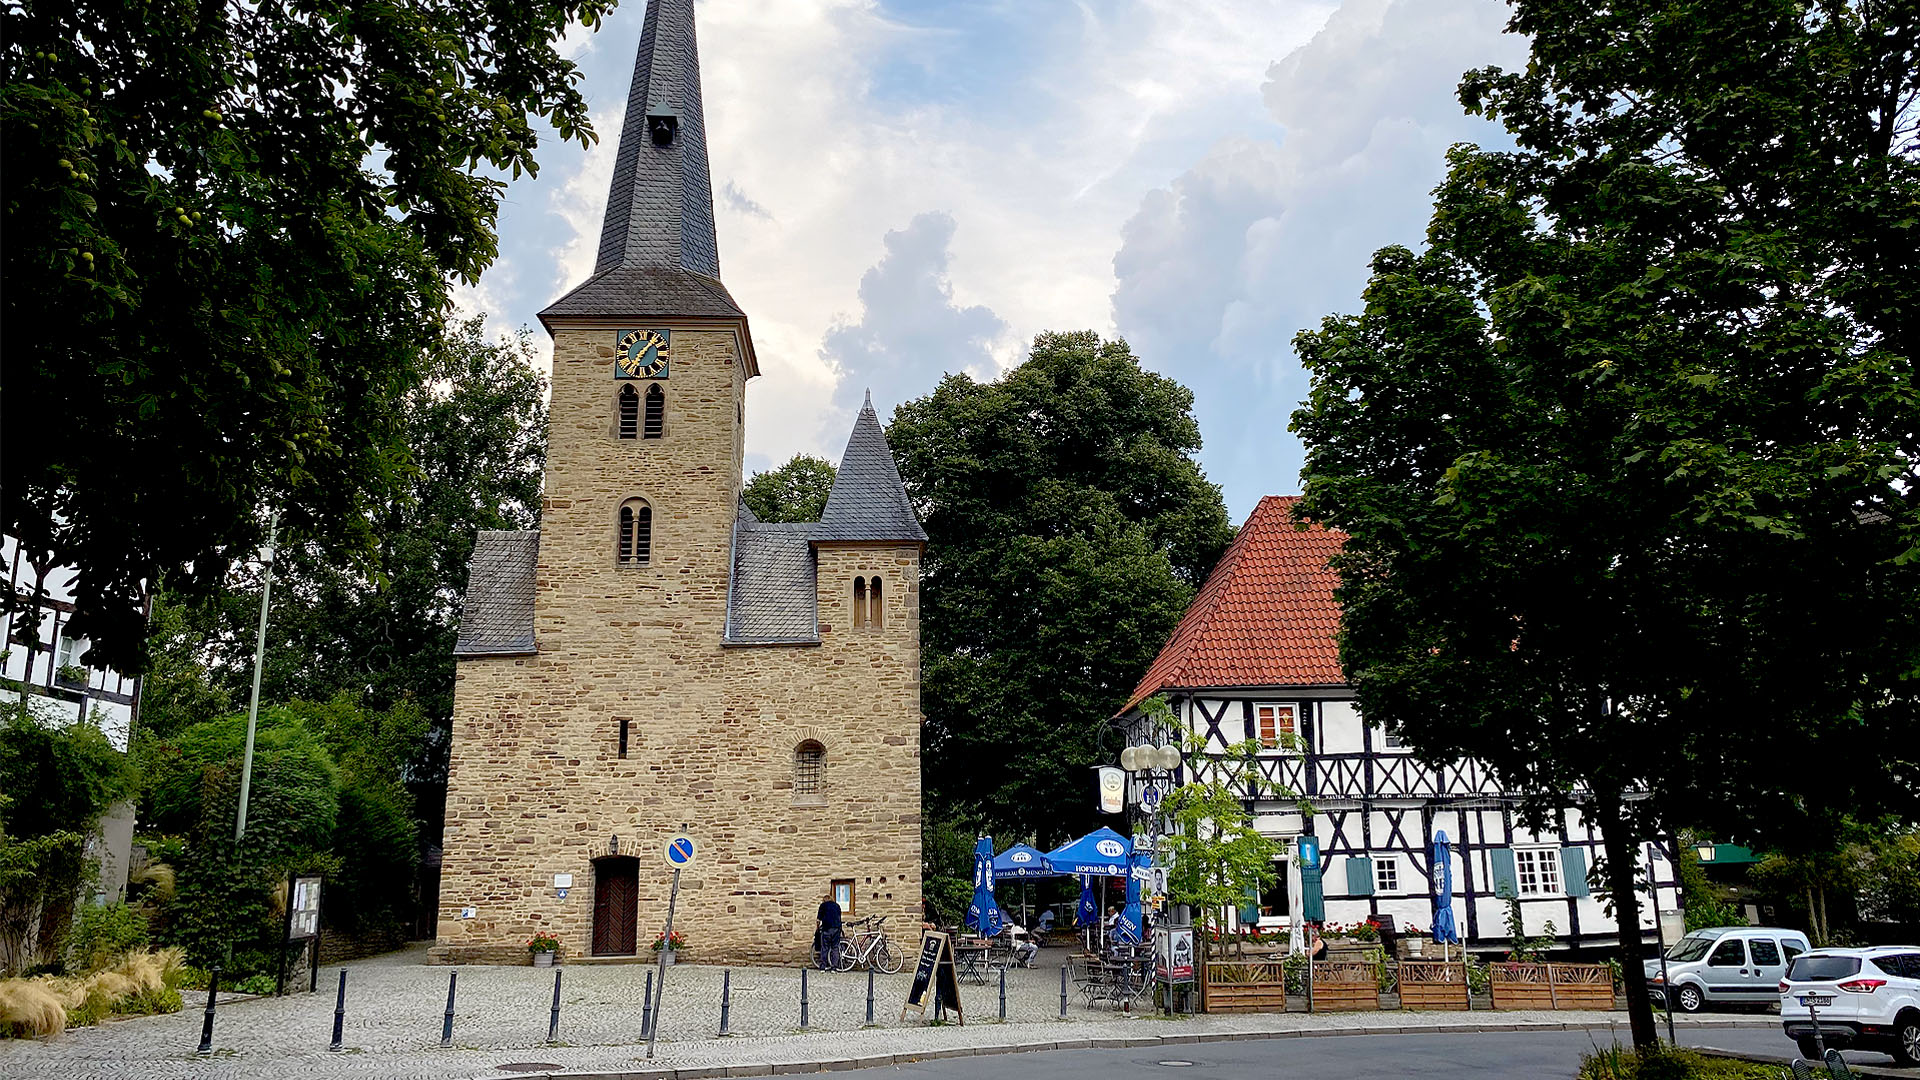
[863, 1028, 1908, 1080]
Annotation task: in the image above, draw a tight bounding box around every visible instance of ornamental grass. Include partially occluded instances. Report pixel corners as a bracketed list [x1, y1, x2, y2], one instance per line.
[0, 946, 186, 1038]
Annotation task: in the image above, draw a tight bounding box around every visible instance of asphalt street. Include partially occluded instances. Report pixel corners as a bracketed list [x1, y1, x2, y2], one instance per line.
[861, 1026, 1906, 1080]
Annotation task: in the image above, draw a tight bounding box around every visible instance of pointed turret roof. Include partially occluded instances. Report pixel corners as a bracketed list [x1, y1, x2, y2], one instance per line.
[814, 392, 928, 543]
[540, 0, 751, 337]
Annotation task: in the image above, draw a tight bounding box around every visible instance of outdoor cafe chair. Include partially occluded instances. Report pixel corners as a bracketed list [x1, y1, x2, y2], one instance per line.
[1823, 1049, 1854, 1079]
[1789, 1059, 1816, 1080]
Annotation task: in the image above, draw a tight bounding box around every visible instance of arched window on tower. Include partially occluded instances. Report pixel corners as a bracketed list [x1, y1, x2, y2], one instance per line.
[852, 577, 868, 628]
[644, 384, 665, 439]
[794, 740, 825, 798]
[618, 385, 639, 439]
[618, 498, 653, 565]
[869, 576, 883, 629]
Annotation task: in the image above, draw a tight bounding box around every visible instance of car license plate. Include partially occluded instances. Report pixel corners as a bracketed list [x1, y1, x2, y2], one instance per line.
[1800, 994, 1834, 1006]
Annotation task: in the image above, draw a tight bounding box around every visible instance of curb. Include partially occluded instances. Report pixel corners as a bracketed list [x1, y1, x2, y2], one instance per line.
[508, 1016, 1777, 1080]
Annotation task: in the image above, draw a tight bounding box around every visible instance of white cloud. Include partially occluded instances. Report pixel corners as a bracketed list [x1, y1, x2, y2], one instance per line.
[1109, 0, 1525, 515]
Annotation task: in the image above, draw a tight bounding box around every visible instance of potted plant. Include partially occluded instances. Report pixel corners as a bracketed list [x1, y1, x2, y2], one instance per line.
[55, 663, 89, 689]
[651, 929, 685, 964]
[527, 931, 562, 967]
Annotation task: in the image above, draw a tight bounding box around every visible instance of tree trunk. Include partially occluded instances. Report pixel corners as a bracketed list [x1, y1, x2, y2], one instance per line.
[1596, 795, 1658, 1049]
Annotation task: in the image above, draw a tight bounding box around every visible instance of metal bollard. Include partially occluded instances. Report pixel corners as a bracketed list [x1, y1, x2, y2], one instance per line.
[999, 966, 1007, 1020]
[719, 969, 732, 1036]
[1059, 964, 1068, 1018]
[866, 967, 875, 1026]
[195, 968, 220, 1055]
[547, 969, 563, 1044]
[641, 969, 655, 1040]
[440, 970, 458, 1047]
[329, 969, 347, 1051]
[800, 966, 810, 1028]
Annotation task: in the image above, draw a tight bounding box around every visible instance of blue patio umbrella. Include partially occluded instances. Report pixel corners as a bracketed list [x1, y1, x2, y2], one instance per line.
[1075, 875, 1097, 927]
[992, 843, 1056, 879]
[1046, 827, 1133, 876]
[965, 836, 1005, 937]
[1432, 830, 1460, 959]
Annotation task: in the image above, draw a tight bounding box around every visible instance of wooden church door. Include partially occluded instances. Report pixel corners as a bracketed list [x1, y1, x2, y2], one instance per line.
[592, 857, 639, 955]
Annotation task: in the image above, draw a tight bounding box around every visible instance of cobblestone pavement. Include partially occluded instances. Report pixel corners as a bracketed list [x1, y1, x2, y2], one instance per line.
[0, 946, 1777, 1080]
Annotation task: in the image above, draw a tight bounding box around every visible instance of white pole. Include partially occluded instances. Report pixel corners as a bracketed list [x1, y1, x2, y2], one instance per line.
[234, 511, 279, 843]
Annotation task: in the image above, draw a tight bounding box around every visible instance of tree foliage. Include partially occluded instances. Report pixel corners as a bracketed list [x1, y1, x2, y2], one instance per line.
[888, 331, 1233, 845]
[742, 454, 837, 523]
[1290, 0, 1919, 1047]
[0, 0, 597, 671]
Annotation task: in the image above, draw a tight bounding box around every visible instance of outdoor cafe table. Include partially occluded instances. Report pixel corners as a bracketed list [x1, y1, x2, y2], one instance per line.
[953, 940, 990, 984]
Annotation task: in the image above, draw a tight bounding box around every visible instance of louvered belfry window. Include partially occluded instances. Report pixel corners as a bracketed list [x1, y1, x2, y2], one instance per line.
[618, 385, 639, 439]
[618, 499, 653, 564]
[794, 741, 825, 795]
[644, 384, 665, 439]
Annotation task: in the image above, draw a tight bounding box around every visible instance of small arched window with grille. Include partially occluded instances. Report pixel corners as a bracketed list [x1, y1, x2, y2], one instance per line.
[617, 498, 653, 565]
[794, 740, 825, 797]
[852, 577, 868, 628]
[868, 576, 883, 628]
[617, 385, 639, 439]
[643, 384, 665, 439]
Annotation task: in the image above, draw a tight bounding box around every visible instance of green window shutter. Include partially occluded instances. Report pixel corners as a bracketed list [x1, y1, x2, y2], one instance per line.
[1490, 848, 1518, 898]
[1237, 883, 1262, 925]
[1561, 848, 1589, 898]
[1346, 856, 1374, 896]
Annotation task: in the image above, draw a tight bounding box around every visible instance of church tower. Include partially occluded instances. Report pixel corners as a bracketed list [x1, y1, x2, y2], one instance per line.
[433, 0, 925, 964]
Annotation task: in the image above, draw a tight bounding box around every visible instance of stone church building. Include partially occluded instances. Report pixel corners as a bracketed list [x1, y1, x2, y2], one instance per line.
[431, 0, 925, 965]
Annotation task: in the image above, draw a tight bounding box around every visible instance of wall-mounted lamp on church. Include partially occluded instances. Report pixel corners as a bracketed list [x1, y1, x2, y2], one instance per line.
[646, 106, 678, 146]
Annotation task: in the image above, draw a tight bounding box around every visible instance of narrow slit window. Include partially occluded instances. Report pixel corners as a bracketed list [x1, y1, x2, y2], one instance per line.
[643, 384, 665, 439]
[794, 741, 825, 795]
[618, 385, 639, 439]
[618, 718, 630, 759]
[869, 576, 883, 628]
[852, 577, 867, 628]
[618, 499, 653, 565]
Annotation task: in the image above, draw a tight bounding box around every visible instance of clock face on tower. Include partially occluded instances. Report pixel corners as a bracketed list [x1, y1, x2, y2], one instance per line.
[614, 329, 670, 379]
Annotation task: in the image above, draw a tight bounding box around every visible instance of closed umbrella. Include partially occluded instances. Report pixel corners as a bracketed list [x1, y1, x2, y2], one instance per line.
[1114, 851, 1147, 945]
[1432, 830, 1459, 961]
[1075, 875, 1097, 927]
[965, 836, 1004, 937]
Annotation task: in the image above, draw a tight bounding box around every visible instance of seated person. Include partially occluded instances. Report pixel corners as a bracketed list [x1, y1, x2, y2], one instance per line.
[1008, 925, 1039, 967]
[1036, 908, 1056, 936]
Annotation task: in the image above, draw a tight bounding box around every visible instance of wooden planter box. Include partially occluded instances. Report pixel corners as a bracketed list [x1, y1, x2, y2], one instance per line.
[1489, 963, 1615, 1010]
[1309, 960, 1379, 1012]
[1202, 958, 1287, 1013]
[1398, 960, 1469, 1010]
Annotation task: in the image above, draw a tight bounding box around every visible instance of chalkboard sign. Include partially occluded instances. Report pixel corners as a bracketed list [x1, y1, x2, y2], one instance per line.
[900, 930, 964, 1024]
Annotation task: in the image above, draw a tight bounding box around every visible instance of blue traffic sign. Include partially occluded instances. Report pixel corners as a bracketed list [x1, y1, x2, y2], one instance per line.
[665, 835, 696, 867]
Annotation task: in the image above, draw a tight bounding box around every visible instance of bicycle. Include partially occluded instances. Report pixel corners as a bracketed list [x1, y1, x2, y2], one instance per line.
[832, 915, 904, 974]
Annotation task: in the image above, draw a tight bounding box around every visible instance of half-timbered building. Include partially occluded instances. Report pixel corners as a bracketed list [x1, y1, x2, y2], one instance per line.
[1117, 496, 1682, 954]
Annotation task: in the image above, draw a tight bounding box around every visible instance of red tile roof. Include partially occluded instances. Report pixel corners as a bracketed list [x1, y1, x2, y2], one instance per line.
[1120, 496, 1346, 714]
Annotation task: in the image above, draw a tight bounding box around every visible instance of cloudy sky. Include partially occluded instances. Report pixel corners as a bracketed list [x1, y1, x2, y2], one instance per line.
[466, 0, 1529, 524]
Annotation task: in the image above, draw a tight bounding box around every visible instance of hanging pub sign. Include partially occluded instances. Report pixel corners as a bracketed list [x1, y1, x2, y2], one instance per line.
[1095, 766, 1125, 815]
[901, 930, 964, 1024]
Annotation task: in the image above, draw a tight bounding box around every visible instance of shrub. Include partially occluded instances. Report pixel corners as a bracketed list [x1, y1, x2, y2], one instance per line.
[1578, 1042, 1823, 1080]
[66, 903, 151, 973]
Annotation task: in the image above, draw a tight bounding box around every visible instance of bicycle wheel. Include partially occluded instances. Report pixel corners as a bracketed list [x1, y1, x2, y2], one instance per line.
[833, 936, 860, 972]
[875, 935, 905, 974]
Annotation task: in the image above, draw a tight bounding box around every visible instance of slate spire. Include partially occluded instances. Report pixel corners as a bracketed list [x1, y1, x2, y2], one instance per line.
[541, 0, 746, 324]
[815, 391, 928, 543]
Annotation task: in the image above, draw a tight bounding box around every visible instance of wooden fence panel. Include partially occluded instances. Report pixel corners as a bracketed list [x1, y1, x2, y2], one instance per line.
[1489, 962, 1615, 1010]
[1202, 959, 1287, 1014]
[1398, 960, 1469, 1010]
[1310, 960, 1379, 1012]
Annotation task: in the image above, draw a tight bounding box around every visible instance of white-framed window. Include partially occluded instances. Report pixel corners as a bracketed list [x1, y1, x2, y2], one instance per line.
[1380, 729, 1407, 750]
[1255, 703, 1297, 748]
[1515, 847, 1562, 896]
[1373, 855, 1399, 894]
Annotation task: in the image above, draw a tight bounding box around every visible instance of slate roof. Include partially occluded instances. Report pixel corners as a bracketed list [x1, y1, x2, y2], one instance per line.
[454, 530, 539, 656]
[1119, 496, 1346, 714]
[726, 516, 819, 644]
[538, 0, 742, 323]
[813, 392, 929, 544]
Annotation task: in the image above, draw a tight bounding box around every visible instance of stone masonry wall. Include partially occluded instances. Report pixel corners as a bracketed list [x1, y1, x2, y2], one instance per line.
[432, 323, 922, 966]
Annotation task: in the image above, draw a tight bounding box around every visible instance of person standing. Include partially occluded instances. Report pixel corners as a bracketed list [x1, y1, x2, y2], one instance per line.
[815, 890, 844, 969]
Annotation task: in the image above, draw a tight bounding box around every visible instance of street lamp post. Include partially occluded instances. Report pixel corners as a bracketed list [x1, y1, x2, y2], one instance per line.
[234, 511, 279, 844]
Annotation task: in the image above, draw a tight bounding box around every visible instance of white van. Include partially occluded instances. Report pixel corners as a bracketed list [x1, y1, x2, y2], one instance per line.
[1644, 926, 1812, 1012]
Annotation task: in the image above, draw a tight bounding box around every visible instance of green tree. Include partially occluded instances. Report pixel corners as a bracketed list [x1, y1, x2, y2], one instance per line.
[888, 331, 1233, 846]
[1290, 0, 1919, 1047]
[1, 0, 601, 671]
[0, 702, 136, 973]
[742, 454, 837, 523]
